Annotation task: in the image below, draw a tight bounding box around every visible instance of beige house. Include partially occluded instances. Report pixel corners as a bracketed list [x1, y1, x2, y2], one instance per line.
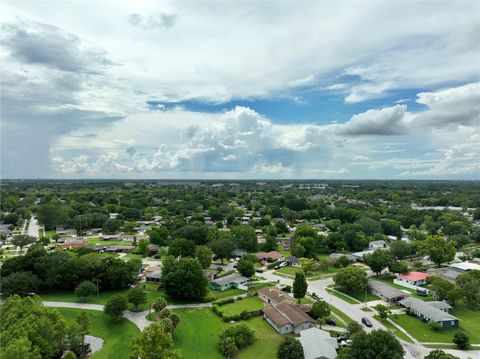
[258, 287, 295, 306]
[263, 302, 315, 334]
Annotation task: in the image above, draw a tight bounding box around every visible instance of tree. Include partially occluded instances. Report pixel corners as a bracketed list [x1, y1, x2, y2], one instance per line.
[161, 258, 208, 300]
[128, 287, 147, 310]
[237, 256, 255, 277]
[276, 336, 304, 359]
[76, 311, 89, 335]
[0, 295, 68, 358]
[219, 336, 238, 358]
[130, 322, 181, 359]
[299, 258, 313, 275]
[290, 243, 306, 258]
[230, 225, 258, 252]
[348, 329, 404, 359]
[422, 235, 456, 267]
[455, 270, 480, 308]
[333, 266, 368, 293]
[219, 325, 255, 350]
[168, 238, 196, 258]
[208, 237, 235, 264]
[1, 271, 40, 296]
[363, 249, 391, 276]
[153, 298, 167, 313]
[310, 300, 330, 320]
[195, 245, 213, 269]
[375, 304, 391, 320]
[169, 313, 180, 328]
[137, 238, 150, 257]
[346, 321, 364, 336]
[388, 260, 409, 275]
[104, 295, 128, 320]
[389, 241, 412, 260]
[75, 281, 97, 299]
[452, 331, 470, 350]
[427, 276, 454, 302]
[293, 271, 308, 302]
[424, 349, 460, 359]
[11, 235, 36, 250]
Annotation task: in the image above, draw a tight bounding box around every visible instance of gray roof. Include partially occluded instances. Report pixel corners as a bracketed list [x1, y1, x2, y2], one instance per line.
[368, 280, 409, 300]
[286, 256, 300, 265]
[429, 301, 452, 311]
[299, 328, 338, 359]
[146, 271, 162, 279]
[210, 274, 248, 286]
[399, 297, 458, 323]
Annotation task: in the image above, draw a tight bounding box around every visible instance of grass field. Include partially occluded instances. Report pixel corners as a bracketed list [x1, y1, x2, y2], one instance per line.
[274, 265, 336, 279]
[57, 308, 139, 359]
[172, 308, 282, 359]
[85, 237, 130, 246]
[45, 230, 56, 238]
[218, 297, 264, 316]
[390, 303, 480, 344]
[326, 286, 379, 304]
[373, 315, 414, 343]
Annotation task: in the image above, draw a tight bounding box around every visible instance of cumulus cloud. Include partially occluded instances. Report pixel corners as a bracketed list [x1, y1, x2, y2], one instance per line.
[337, 105, 408, 136]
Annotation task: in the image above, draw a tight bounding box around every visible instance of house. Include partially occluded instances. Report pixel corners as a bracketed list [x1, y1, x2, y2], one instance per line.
[56, 227, 77, 236]
[145, 271, 161, 283]
[329, 253, 355, 262]
[263, 301, 315, 334]
[369, 240, 387, 249]
[448, 261, 480, 272]
[285, 256, 301, 267]
[399, 297, 459, 328]
[427, 267, 462, 283]
[148, 244, 160, 256]
[210, 274, 249, 291]
[60, 238, 87, 250]
[255, 251, 283, 262]
[368, 280, 410, 303]
[231, 248, 247, 258]
[258, 287, 295, 306]
[397, 272, 431, 286]
[203, 269, 217, 281]
[299, 327, 338, 359]
[0, 224, 12, 236]
[109, 213, 118, 219]
[106, 245, 135, 253]
[100, 234, 121, 241]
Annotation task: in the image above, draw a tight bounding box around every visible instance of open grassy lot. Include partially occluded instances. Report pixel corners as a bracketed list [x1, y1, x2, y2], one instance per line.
[172, 308, 282, 359]
[57, 308, 139, 359]
[45, 230, 56, 238]
[85, 237, 129, 246]
[218, 297, 264, 316]
[274, 265, 336, 279]
[390, 303, 480, 343]
[327, 285, 379, 303]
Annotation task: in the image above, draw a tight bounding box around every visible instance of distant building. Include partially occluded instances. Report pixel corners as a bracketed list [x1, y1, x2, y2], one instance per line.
[255, 251, 283, 262]
[299, 327, 338, 359]
[231, 248, 247, 258]
[145, 271, 161, 283]
[60, 238, 87, 250]
[369, 240, 387, 249]
[397, 272, 431, 286]
[285, 256, 301, 267]
[399, 297, 458, 328]
[448, 261, 480, 272]
[258, 287, 295, 306]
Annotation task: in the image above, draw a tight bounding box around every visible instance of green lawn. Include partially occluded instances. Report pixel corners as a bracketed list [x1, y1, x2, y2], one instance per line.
[57, 308, 139, 359]
[326, 286, 379, 304]
[218, 297, 264, 316]
[45, 230, 56, 238]
[390, 303, 480, 344]
[86, 237, 130, 246]
[373, 315, 414, 343]
[326, 288, 359, 304]
[39, 228, 44, 238]
[172, 308, 282, 359]
[275, 265, 336, 279]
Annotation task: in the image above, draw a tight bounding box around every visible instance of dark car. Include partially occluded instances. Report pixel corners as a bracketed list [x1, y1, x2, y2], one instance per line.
[361, 317, 372, 327]
[255, 269, 264, 273]
[336, 335, 348, 343]
[325, 319, 336, 326]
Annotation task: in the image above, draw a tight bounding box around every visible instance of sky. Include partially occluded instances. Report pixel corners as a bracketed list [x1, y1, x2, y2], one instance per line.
[1, 0, 479, 180]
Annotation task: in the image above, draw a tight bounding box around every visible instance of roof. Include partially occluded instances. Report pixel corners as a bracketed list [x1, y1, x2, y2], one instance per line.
[231, 248, 247, 257]
[258, 287, 295, 304]
[299, 328, 338, 359]
[255, 251, 283, 260]
[399, 297, 458, 323]
[286, 256, 300, 265]
[269, 302, 315, 327]
[429, 301, 452, 311]
[399, 272, 431, 281]
[368, 280, 410, 300]
[448, 261, 480, 272]
[146, 271, 161, 279]
[210, 274, 248, 286]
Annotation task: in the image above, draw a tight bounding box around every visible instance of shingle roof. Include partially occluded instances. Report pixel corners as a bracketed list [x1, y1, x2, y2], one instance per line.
[299, 328, 338, 359]
[399, 272, 431, 281]
[258, 287, 294, 304]
[399, 297, 458, 323]
[368, 280, 410, 300]
[263, 302, 315, 328]
[210, 274, 248, 286]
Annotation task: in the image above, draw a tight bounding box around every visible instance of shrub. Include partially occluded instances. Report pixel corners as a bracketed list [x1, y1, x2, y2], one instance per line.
[452, 330, 470, 350]
[282, 285, 292, 293]
[219, 325, 255, 349]
[428, 321, 442, 332]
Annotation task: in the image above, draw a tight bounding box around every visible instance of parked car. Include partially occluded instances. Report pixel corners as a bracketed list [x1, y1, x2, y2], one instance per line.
[340, 340, 352, 347]
[336, 335, 348, 343]
[361, 317, 372, 327]
[255, 269, 264, 273]
[325, 319, 336, 326]
[278, 262, 288, 268]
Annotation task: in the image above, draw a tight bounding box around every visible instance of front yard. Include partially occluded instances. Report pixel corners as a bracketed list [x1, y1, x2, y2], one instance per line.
[57, 308, 139, 359]
[172, 308, 282, 359]
[389, 303, 480, 344]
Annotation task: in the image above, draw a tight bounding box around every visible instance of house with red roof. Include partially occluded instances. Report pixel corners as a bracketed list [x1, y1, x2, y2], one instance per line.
[255, 251, 284, 262]
[398, 272, 431, 286]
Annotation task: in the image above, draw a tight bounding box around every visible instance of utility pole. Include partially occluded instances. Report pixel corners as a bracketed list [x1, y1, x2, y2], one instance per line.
[94, 279, 100, 298]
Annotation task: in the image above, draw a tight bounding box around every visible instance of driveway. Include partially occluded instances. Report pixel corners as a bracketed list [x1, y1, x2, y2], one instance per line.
[28, 216, 40, 239]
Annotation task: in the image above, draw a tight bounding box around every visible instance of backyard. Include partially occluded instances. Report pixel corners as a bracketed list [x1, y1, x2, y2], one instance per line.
[57, 307, 139, 359]
[172, 308, 282, 359]
[217, 296, 263, 316]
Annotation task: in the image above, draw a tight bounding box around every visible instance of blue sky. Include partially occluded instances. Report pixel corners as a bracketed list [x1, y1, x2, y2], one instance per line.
[1, 1, 479, 179]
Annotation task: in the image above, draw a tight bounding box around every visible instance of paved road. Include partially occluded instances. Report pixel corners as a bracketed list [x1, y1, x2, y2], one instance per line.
[28, 216, 40, 239]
